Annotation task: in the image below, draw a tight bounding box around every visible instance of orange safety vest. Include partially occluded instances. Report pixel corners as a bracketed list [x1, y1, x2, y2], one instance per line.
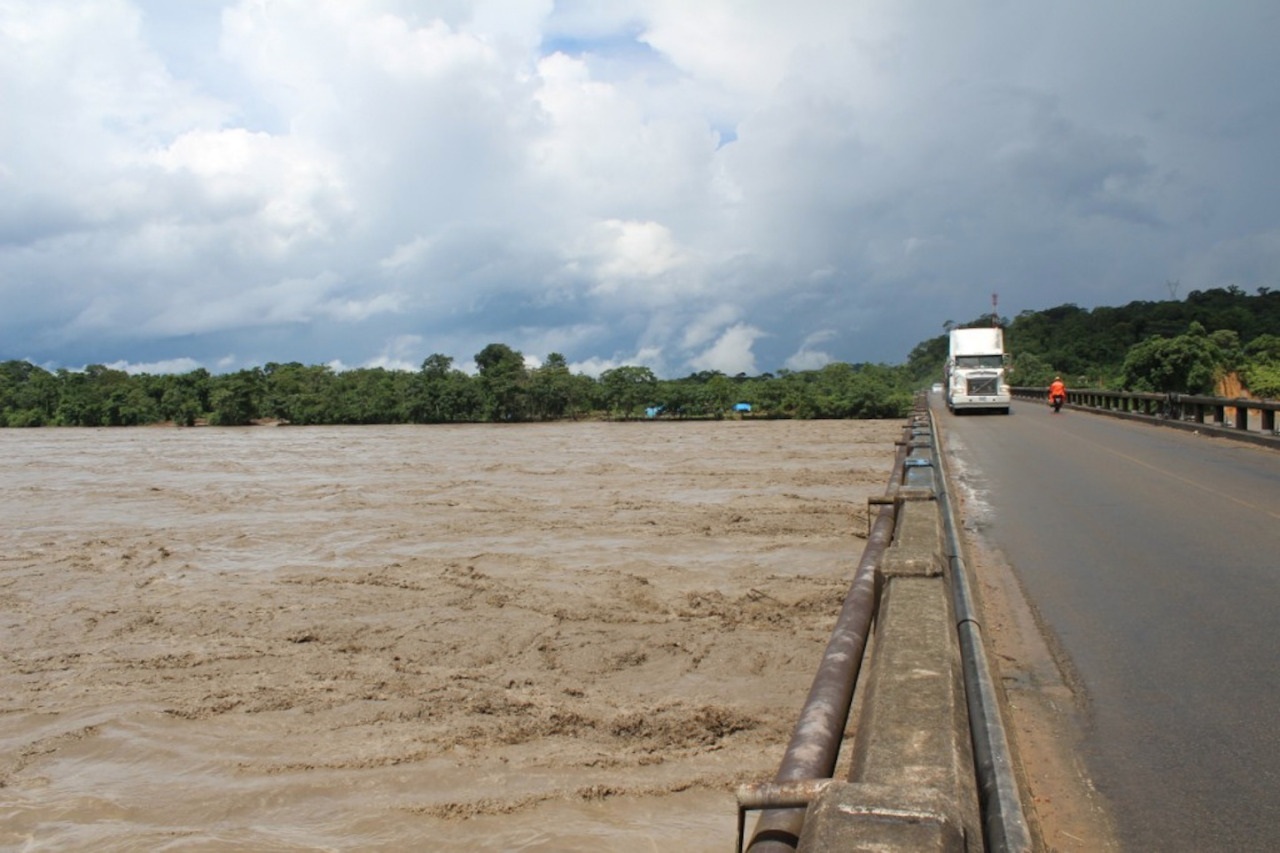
[1048, 380, 1066, 400]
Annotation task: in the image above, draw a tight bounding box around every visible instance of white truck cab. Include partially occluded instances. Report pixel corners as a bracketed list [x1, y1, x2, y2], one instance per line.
[945, 327, 1011, 414]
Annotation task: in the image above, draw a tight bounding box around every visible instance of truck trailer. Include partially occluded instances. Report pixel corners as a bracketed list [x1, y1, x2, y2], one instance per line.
[945, 327, 1011, 414]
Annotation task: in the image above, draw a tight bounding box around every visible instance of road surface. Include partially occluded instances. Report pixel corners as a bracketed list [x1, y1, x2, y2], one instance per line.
[938, 398, 1280, 851]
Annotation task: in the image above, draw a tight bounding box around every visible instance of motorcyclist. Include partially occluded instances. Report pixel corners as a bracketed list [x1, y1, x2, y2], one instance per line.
[1048, 376, 1067, 412]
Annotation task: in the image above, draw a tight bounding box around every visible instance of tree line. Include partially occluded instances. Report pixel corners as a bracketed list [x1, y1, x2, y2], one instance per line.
[0, 343, 914, 428]
[8, 285, 1277, 428]
[905, 286, 1280, 398]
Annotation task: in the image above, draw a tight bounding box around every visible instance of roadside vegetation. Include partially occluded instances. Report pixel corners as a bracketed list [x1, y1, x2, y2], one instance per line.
[5, 286, 1277, 428]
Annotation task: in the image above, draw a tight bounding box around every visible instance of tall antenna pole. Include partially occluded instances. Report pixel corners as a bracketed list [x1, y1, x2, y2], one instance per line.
[991, 292, 999, 327]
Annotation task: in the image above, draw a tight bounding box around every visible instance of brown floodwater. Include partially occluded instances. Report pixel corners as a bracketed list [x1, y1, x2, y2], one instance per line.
[0, 420, 899, 851]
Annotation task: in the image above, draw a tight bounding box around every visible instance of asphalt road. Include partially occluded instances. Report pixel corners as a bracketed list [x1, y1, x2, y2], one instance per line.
[937, 398, 1280, 851]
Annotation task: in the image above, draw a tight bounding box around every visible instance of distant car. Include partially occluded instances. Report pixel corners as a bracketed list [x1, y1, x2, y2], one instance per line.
[931, 383, 944, 394]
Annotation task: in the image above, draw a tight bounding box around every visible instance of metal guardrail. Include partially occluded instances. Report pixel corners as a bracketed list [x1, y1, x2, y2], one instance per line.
[736, 398, 1031, 852]
[1011, 386, 1280, 447]
[931, 411, 1032, 852]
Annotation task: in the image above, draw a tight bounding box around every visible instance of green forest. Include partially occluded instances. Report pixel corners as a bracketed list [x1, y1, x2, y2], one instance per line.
[908, 286, 1280, 397]
[0, 345, 911, 427]
[3, 287, 1279, 428]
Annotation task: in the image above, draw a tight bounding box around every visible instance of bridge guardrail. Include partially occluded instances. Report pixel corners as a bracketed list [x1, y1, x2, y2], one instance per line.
[737, 397, 1030, 852]
[1010, 386, 1280, 448]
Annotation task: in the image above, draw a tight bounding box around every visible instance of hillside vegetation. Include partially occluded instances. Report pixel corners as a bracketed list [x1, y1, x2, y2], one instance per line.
[907, 286, 1280, 399]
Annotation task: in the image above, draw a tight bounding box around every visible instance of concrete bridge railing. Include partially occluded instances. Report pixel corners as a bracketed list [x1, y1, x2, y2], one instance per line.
[1011, 386, 1280, 448]
[736, 396, 1031, 852]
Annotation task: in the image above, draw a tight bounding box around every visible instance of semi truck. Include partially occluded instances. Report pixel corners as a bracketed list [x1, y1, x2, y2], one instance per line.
[945, 327, 1011, 414]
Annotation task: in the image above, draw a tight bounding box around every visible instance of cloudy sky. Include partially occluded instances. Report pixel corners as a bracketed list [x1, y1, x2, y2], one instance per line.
[3, 1, 1278, 377]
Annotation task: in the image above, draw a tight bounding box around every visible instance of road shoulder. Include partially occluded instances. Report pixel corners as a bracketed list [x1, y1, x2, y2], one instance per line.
[959, 512, 1121, 851]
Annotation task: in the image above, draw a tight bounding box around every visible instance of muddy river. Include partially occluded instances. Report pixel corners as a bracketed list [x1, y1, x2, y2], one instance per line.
[0, 420, 900, 851]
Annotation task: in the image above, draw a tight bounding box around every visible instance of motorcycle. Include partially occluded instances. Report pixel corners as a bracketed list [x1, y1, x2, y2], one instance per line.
[1050, 394, 1065, 413]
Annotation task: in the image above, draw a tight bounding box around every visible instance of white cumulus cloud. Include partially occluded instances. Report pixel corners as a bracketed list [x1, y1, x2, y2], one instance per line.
[689, 322, 765, 376]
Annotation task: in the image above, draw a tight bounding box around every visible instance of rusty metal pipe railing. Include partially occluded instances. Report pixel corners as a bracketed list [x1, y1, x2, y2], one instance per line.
[736, 780, 833, 853]
[743, 429, 910, 852]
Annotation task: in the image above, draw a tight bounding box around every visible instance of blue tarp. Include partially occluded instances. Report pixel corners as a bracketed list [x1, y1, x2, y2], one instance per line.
[734, 403, 752, 412]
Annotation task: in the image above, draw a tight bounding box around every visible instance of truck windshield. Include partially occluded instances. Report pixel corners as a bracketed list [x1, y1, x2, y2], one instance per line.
[955, 355, 1003, 368]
